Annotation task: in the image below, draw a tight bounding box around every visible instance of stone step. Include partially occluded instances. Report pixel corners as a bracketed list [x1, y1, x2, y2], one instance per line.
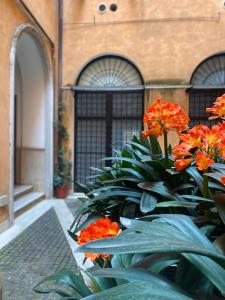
[14, 192, 45, 217]
[14, 185, 33, 200]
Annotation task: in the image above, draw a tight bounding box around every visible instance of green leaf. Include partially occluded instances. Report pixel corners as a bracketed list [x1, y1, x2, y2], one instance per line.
[149, 135, 162, 156]
[74, 215, 102, 233]
[131, 253, 180, 274]
[140, 192, 157, 213]
[180, 195, 214, 203]
[67, 230, 77, 241]
[214, 233, 225, 255]
[200, 225, 216, 238]
[110, 255, 129, 285]
[125, 197, 141, 204]
[103, 176, 142, 184]
[91, 268, 185, 294]
[89, 167, 106, 174]
[150, 214, 217, 252]
[183, 253, 225, 294]
[82, 281, 192, 300]
[103, 157, 154, 176]
[156, 201, 197, 208]
[205, 172, 224, 184]
[213, 193, 225, 225]
[126, 141, 151, 154]
[74, 181, 90, 194]
[70, 200, 95, 231]
[92, 191, 142, 201]
[173, 184, 195, 192]
[87, 186, 132, 196]
[185, 166, 203, 194]
[120, 168, 145, 180]
[210, 163, 225, 170]
[208, 181, 225, 192]
[138, 182, 181, 201]
[84, 264, 116, 292]
[33, 270, 91, 297]
[76, 225, 225, 265]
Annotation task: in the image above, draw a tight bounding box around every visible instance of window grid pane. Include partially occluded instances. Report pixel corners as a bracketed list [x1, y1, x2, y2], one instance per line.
[75, 91, 143, 186]
[189, 89, 225, 127]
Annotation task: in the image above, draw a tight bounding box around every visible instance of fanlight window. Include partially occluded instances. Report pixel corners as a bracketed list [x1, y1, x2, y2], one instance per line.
[189, 53, 225, 127]
[77, 56, 143, 88]
[191, 53, 225, 86]
[74, 55, 144, 186]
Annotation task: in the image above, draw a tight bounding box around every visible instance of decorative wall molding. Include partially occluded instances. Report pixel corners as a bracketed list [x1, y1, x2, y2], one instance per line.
[0, 195, 8, 208]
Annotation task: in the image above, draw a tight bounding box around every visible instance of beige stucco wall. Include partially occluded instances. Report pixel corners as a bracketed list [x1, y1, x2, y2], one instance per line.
[62, 0, 225, 177]
[0, 0, 58, 226]
[62, 0, 225, 85]
[22, 0, 58, 42]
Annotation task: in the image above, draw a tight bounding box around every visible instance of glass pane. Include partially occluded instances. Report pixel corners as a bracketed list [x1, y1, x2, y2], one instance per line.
[112, 120, 142, 150]
[189, 89, 225, 127]
[75, 119, 106, 183]
[76, 93, 106, 117]
[112, 92, 143, 117]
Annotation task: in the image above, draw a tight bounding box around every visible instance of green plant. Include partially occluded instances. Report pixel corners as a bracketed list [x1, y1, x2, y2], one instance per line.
[34, 214, 225, 299]
[54, 147, 72, 188]
[35, 97, 225, 299]
[54, 120, 69, 140]
[72, 134, 224, 233]
[54, 99, 71, 188]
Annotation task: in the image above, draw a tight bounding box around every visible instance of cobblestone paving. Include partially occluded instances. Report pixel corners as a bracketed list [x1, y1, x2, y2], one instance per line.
[0, 208, 78, 300]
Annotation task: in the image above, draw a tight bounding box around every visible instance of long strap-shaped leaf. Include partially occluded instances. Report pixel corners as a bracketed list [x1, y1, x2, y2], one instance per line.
[82, 281, 193, 300]
[103, 157, 155, 177]
[185, 166, 203, 194]
[91, 268, 191, 297]
[76, 229, 225, 265]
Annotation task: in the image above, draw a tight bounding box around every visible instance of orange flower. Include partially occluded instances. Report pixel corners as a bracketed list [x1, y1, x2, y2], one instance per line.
[173, 124, 222, 171]
[172, 144, 191, 160]
[202, 125, 221, 149]
[143, 98, 189, 138]
[174, 158, 193, 171]
[221, 176, 225, 185]
[77, 217, 120, 261]
[179, 125, 207, 150]
[195, 151, 214, 171]
[142, 122, 163, 138]
[206, 94, 225, 118]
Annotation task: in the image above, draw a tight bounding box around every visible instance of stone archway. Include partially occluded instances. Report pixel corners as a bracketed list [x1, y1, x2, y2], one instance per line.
[9, 24, 54, 224]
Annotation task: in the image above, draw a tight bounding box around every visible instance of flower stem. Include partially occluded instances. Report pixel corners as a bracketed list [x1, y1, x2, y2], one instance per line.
[164, 132, 169, 168]
[203, 171, 210, 199]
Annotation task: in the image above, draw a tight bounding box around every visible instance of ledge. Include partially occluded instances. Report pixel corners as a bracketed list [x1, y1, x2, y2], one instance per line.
[0, 195, 8, 208]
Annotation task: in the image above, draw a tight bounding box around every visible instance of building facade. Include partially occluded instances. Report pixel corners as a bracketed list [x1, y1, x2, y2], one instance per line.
[0, 0, 58, 231]
[61, 0, 225, 187]
[1, 0, 225, 232]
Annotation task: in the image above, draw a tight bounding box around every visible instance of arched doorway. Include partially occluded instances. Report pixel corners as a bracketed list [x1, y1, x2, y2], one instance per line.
[9, 25, 54, 222]
[189, 53, 225, 127]
[74, 55, 144, 185]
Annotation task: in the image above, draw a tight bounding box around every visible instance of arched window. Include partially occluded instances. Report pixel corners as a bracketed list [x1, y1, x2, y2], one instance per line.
[189, 53, 225, 126]
[74, 55, 144, 184]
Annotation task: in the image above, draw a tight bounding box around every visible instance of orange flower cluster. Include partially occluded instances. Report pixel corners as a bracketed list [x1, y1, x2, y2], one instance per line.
[206, 94, 225, 118]
[221, 176, 225, 185]
[142, 98, 189, 138]
[77, 217, 120, 261]
[173, 124, 225, 172]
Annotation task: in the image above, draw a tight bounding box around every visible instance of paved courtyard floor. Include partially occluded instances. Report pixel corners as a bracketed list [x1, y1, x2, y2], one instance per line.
[0, 198, 82, 300]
